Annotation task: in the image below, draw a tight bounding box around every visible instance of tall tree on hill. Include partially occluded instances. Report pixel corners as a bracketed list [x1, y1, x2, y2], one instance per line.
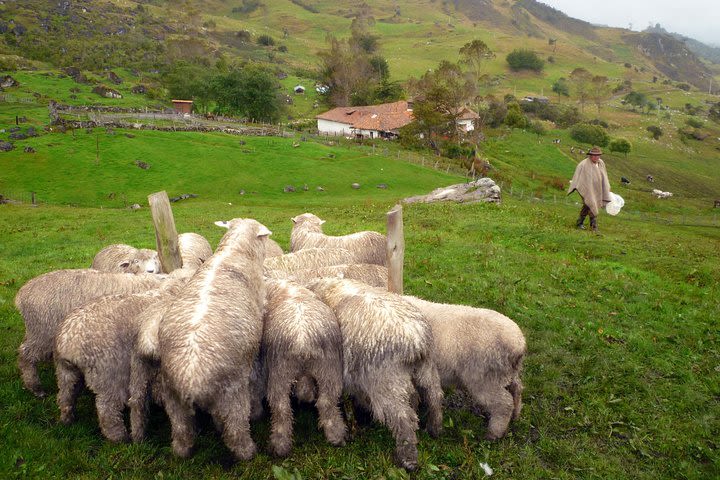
[163, 60, 215, 113]
[459, 39, 495, 85]
[589, 75, 611, 112]
[407, 61, 475, 142]
[569, 67, 593, 113]
[211, 63, 284, 123]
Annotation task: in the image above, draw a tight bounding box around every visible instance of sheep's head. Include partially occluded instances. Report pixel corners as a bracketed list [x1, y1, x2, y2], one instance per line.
[120, 249, 161, 274]
[214, 218, 272, 253]
[291, 213, 325, 229]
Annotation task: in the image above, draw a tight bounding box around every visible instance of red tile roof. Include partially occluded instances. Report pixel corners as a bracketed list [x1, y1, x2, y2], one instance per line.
[316, 101, 414, 132]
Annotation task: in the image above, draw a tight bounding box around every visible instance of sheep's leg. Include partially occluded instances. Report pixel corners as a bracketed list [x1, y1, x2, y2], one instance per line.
[309, 361, 347, 447]
[18, 341, 46, 397]
[163, 387, 196, 458]
[293, 374, 317, 404]
[467, 381, 514, 440]
[365, 373, 419, 472]
[507, 374, 524, 421]
[413, 359, 444, 438]
[128, 354, 154, 443]
[266, 362, 299, 457]
[96, 392, 130, 443]
[55, 359, 83, 424]
[209, 377, 257, 461]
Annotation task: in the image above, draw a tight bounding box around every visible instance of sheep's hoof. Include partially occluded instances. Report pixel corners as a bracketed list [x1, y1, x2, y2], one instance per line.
[172, 441, 194, 458]
[106, 432, 130, 444]
[395, 456, 418, 472]
[269, 441, 292, 458]
[426, 423, 443, 439]
[394, 446, 418, 472]
[60, 412, 75, 425]
[29, 386, 47, 398]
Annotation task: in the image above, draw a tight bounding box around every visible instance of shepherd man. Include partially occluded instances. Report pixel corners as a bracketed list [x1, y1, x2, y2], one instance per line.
[567, 146, 612, 232]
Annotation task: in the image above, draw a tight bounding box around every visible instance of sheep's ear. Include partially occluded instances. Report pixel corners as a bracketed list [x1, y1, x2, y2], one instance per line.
[214, 221, 230, 229]
[257, 225, 272, 238]
[291, 216, 297, 224]
[120, 261, 130, 268]
[319, 219, 326, 225]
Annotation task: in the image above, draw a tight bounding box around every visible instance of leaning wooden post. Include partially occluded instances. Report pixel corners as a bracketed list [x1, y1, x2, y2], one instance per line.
[148, 191, 182, 273]
[386, 204, 404, 294]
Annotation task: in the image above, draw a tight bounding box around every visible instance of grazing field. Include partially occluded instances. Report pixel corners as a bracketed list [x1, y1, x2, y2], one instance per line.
[1, 168, 718, 479]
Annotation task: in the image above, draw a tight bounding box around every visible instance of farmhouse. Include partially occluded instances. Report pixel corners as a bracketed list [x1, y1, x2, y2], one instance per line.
[316, 100, 414, 139]
[455, 107, 480, 132]
[171, 99, 193, 115]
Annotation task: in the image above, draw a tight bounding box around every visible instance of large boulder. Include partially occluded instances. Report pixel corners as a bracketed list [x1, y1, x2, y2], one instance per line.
[92, 85, 123, 99]
[403, 178, 502, 204]
[1, 75, 19, 88]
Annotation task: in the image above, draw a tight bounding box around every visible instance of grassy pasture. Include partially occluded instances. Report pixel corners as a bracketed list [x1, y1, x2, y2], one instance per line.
[0, 190, 718, 479]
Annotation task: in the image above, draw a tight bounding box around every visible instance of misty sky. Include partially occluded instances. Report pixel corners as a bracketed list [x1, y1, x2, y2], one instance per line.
[540, 0, 720, 46]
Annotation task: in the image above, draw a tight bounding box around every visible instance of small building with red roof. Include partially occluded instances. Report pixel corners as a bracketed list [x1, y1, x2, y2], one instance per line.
[315, 100, 414, 139]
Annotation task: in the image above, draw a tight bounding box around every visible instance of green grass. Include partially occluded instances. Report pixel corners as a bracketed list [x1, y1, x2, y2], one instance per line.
[1, 192, 718, 479]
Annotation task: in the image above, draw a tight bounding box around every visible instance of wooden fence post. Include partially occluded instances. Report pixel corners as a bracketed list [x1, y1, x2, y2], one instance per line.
[386, 204, 404, 294]
[148, 191, 182, 273]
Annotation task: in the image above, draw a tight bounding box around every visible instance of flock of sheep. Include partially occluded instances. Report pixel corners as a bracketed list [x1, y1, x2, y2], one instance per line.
[14, 212, 527, 471]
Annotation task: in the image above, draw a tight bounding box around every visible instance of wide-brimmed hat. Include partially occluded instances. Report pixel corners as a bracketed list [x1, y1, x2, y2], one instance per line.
[588, 146, 602, 156]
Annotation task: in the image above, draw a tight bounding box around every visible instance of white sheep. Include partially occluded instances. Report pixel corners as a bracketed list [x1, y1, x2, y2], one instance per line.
[261, 279, 346, 456]
[177, 232, 213, 270]
[15, 269, 165, 397]
[157, 218, 270, 460]
[263, 247, 358, 279]
[290, 213, 387, 266]
[306, 277, 443, 471]
[265, 238, 284, 257]
[403, 296, 526, 440]
[91, 244, 161, 274]
[288, 263, 388, 289]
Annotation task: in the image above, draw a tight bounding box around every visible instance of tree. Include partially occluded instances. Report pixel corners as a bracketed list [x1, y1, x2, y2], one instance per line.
[504, 102, 529, 129]
[623, 91, 648, 112]
[589, 75, 611, 112]
[552, 77, 570, 99]
[570, 123, 609, 147]
[569, 68, 592, 113]
[162, 61, 215, 113]
[459, 39, 495, 82]
[646, 125, 663, 140]
[212, 64, 283, 122]
[609, 138, 631, 158]
[406, 61, 476, 141]
[506, 49, 544, 72]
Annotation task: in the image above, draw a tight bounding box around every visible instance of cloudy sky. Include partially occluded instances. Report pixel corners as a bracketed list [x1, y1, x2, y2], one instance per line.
[540, 0, 720, 46]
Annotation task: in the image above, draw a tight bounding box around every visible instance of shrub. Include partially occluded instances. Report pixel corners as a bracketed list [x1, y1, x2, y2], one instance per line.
[589, 118, 609, 129]
[504, 103, 529, 129]
[646, 125, 663, 140]
[686, 117, 704, 129]
[443, 142, 474, 159]
[570, 123, 609, 147]
[277, 45, 288, 53]
[506, 49, 544, 72]
[709, 102, 720, 123]
[609, 138, 631, 157]
[236, 30, 252, 42]
[676, 82, 691, 91]
[529, 120, 546, 137]
[257, 34, 275, 46]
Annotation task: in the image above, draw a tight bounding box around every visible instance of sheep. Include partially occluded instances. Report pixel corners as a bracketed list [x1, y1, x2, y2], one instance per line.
[652, 189, 673, 199]
[261, 279, 346, 457]
[288, 263, 388, 289]
[177, 232, 213, 270]
[157, 218, 270, 460]
[266, 238, 284, 258]
[290, 213, 387, 266]
[15, 269, 165, 397]
[263, 247, 358, 279]
[54, 274, 192, 443]
[91, 244, 161, 274]
[402, 296, 526, 440]
[306, 278, 443, 471]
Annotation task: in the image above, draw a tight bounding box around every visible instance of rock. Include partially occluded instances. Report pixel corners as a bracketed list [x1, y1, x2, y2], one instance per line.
[131, 85, 147, 94]
[169, 193, 198, 202]
[9, 132, 27, 140]
[63, 67, 89, 84]
[351, 183, 361, 189]
[107, 71, 123, 85]
[0, 75, 19, 88]
[129, 204, 142, 210]
[239, 189, 245, 195]
[92, 85, 123, 99]
[376, 183, 388, 189]
[403, 178, 502, 205]
[284, 185, 296, 193]
[134, 160, 150, 170]
[125, 133, 135, 138]
[316, 186, 325, 191]
[24, 146, 35, 153]
[303, 184, 309, 191]
[26, 127, 37, 137]
[0, 142, 14, 152]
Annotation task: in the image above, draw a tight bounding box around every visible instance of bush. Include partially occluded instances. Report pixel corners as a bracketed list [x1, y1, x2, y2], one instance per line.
[609, 138, 631, 157]
[570, 123, 609, 147]
[443, 142, 475, 159]
[686, 117, 704, 129]
[589, 118, 609, 129]
[646, 125, 663, 140]
[504, 103, 529, 129]
[676, 82, 691, 91]
[506, 49, 544, 72]
[257, 34, 275, 46]
[277, 45, 288, 53]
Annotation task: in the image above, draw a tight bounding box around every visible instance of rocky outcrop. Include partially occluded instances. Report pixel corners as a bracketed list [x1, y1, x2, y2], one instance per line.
[403, 178, 501, 204]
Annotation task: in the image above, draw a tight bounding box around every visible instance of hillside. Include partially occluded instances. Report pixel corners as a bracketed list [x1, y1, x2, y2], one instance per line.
[1, 0, 717, 90]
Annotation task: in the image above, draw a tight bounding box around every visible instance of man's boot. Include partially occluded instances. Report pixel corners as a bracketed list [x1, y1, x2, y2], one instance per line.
[590, 216, 598, 233]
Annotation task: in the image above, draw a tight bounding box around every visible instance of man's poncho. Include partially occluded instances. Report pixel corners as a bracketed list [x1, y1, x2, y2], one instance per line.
[567, 158, 612, 216]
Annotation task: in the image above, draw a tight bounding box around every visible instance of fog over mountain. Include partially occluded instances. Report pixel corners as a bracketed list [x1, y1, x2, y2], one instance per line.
[540, 0, 720, 46]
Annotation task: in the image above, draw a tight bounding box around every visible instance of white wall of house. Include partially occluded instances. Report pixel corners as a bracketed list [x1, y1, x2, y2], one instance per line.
[317, 119, 353, 135]
[457, 119, 475, 132]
